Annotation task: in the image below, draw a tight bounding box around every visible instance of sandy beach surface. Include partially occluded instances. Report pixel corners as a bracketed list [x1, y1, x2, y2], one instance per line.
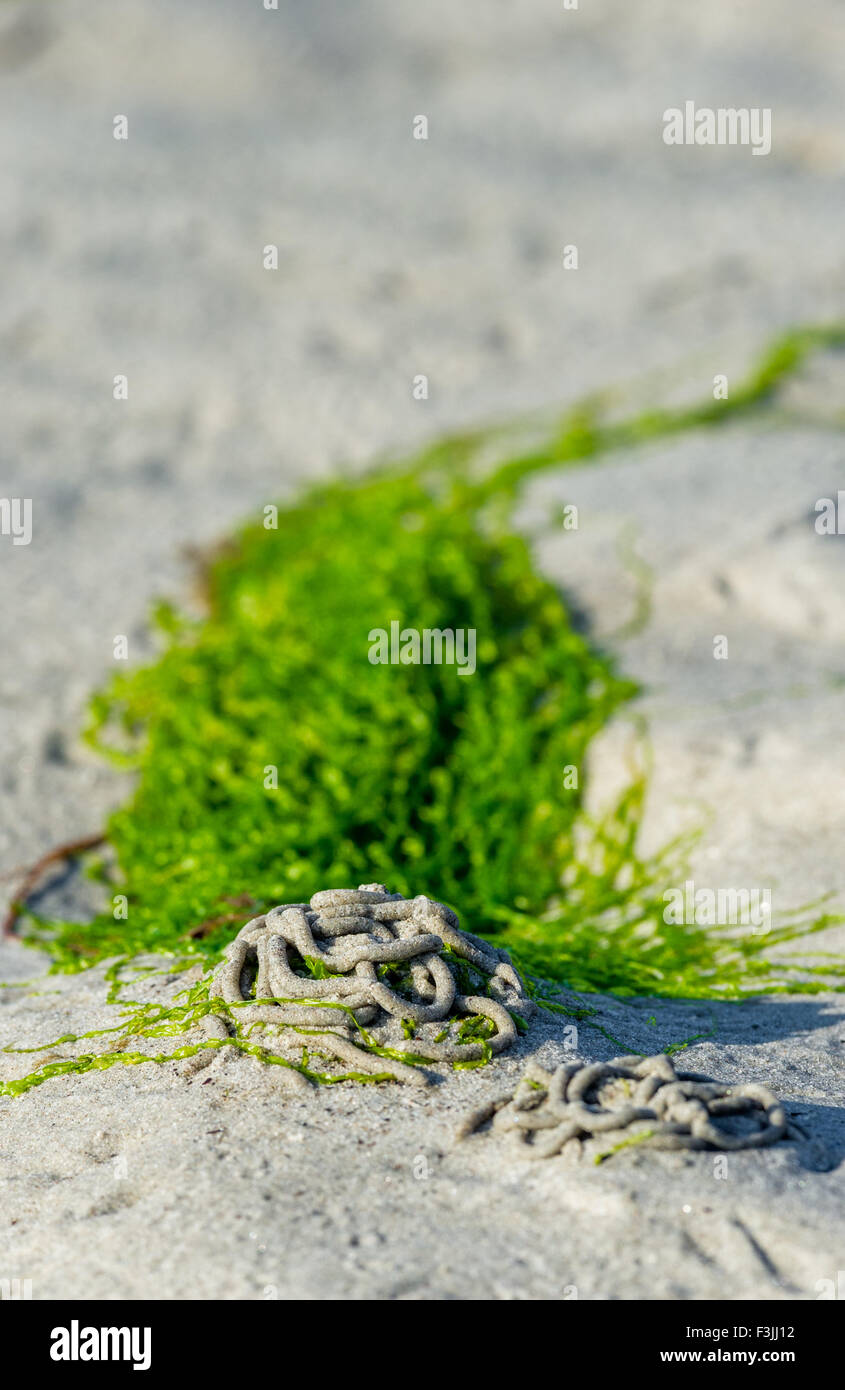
[1, 0, 844, 1300]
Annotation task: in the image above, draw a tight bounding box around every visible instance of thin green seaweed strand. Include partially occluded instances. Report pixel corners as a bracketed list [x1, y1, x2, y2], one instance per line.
[4, 325, 842, 1098]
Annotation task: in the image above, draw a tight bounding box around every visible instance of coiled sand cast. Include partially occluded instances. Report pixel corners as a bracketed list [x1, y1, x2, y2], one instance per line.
[199, 884, 798, 1164]
[203, 883, 536, 1090]
[457, 1052, 801, 1159]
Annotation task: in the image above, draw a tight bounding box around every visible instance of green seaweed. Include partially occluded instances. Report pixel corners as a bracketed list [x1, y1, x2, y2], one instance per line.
[594, 1128, 658, 1164]
[0, 971, 432, 1097]
[4, 325, 845, 1097]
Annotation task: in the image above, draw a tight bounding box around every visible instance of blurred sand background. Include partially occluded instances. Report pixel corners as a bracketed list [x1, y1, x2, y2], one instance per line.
[1, 0, 844, 1300]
